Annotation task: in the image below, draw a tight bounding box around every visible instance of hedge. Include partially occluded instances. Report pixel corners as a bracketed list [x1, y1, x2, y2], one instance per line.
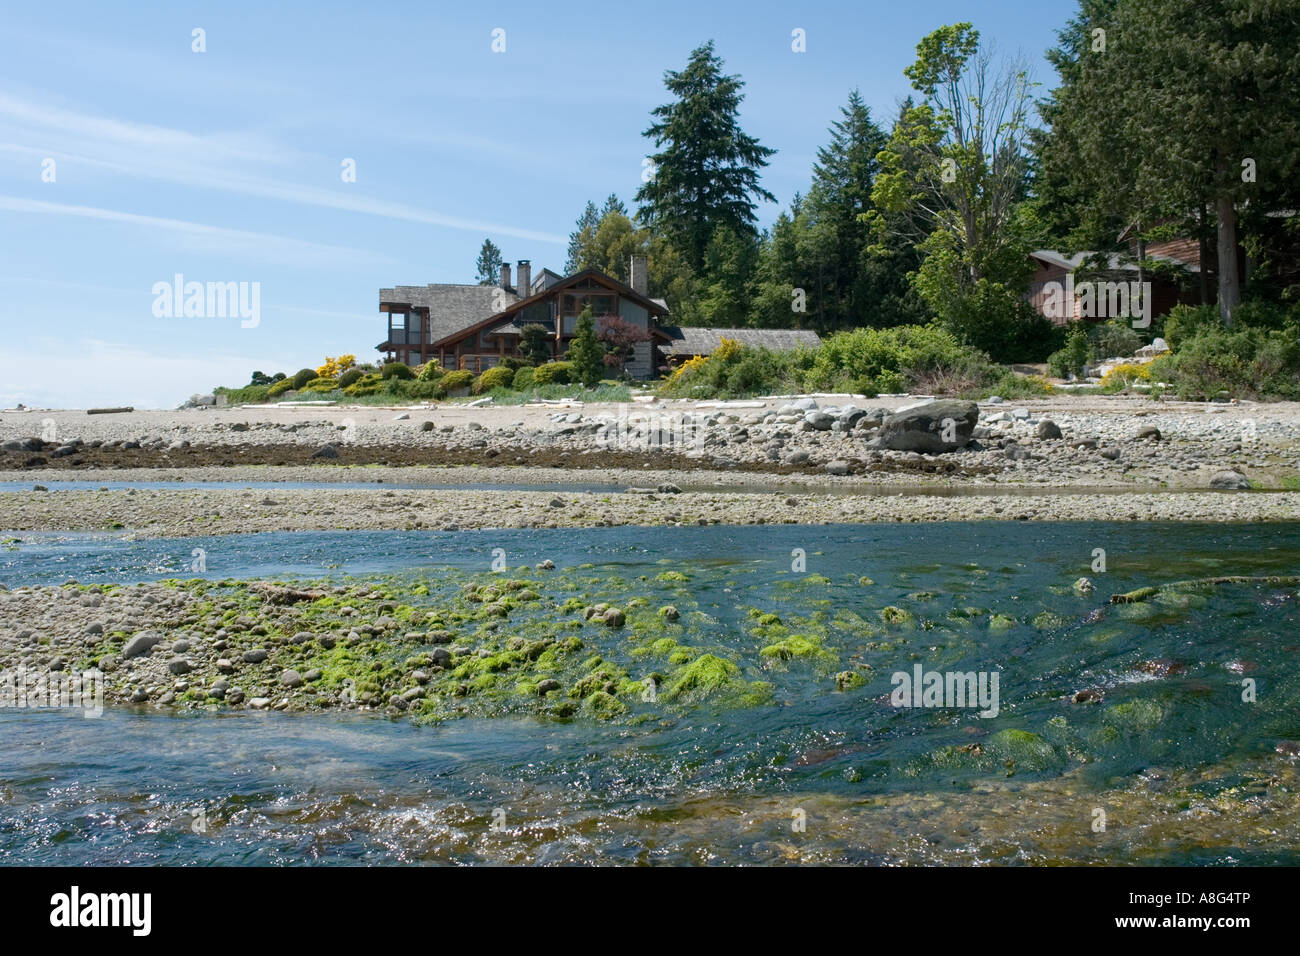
[472, 366, 515, 394]
[533, 361, 573, 385]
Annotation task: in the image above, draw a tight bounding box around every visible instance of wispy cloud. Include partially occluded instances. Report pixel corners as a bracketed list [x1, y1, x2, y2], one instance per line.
[0, 92, 567, 245]
[0, 195, 389, 267]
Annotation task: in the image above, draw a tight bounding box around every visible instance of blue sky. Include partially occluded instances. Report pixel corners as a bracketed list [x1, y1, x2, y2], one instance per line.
[0, 0, 1078, 408]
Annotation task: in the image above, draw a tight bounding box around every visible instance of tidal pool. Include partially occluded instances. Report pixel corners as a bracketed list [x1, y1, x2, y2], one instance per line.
[2, 522, 1298, 865]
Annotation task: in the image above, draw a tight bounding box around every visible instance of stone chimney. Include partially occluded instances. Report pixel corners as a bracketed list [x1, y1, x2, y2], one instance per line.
[500, 261, 511, 290]
[629, 255, 648, 296]
[517, 260, 531, 297]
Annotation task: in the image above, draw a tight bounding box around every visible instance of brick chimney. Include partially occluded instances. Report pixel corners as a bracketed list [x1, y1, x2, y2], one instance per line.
[517, 260, 531, 297]
[500, 261, 511, 290]
[629, 255, 648, 296]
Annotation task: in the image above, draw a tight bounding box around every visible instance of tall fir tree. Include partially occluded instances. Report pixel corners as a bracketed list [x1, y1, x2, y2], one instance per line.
[565, 201, 600, 274]
[475, 238, 504, 286]
[635, 41, 776, 274]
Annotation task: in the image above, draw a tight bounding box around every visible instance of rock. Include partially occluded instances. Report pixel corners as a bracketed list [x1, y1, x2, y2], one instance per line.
[430, 647, 453, 668]
[393, 413, 410, 421]
[1072, 689, 1103, 704]
[1070, 437, 1098, 450]
[421, 420, 435, 431]
[785, 450, 811, 465]
[1210, 469, 1250, 490]
[311, 444, 339, 459]
[824, 460, 852, 476]
[122, 631, 163, 659]
[289, 631, 313, 644]
[248, 697, 271, 709]
[1010, 407, 1031, 420]
[225, 687, 244, 705]
[536, 679, 561, 696]
[659, 605, 679, 621]
[280, 669, 303, 688]
[657, 483, 682, 494]
[536, 559, 556, 570]
[804, 410, 834, 431]
[1100, 446, 1122, 460]
[549, 497, 565, 507]
[602, 607, 626, 627]
[171, 639, 190, 653]
[1135, 425, 1162, 441]
[1035, 420, 1062, 440]
[167, 659, 192, 675]
[242, 648, 269, 663]
[216, 659, 235, 673]
[877, 401, 979, 453]
[987, 396, 1004, 404]
[793, 398, 818, 411]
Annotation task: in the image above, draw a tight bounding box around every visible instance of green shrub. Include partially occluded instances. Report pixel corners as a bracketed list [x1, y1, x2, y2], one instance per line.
[1162, 304, 1221, 350]
[301, 377, 339, 392]
[381, 361, 414, 380]
[343, 373, 384, 397]
[1087, 319, 1145, 360]
[267, 377, 296, 398]
[436, 370, 474, 396]
[416, 361, 445, 382]
[1047, 323, 1090, 379]
[472, 366, 515, 394]
[1149, 318, 1300, 400]
[337, 368, 365, 389]
[801, 324, 995, 394]
[533, 361, 573, 385]
[216, 384, 271, 405]
[943, 280, 1062, 362]
[397, 379, 443, 400]
[512, 366, 535, 390]
[292, 368, 316, 389]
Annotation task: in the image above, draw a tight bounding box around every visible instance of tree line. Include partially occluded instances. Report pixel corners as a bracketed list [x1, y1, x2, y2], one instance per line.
[474, 2, 1299, 363]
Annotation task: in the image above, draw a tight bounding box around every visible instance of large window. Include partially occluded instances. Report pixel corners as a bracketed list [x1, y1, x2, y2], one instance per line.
[561, 293, 615, 318]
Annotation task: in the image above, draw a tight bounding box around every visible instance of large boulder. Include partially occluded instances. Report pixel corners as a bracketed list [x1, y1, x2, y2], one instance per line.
[876, 400, 979, 453]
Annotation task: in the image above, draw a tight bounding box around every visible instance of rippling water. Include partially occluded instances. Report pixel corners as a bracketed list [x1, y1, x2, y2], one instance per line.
[2, 522, 1299, 865]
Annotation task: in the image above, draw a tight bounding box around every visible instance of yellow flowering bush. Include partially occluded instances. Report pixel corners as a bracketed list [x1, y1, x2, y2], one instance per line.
[316, 354, 357, 378]
[668, 354, 708, 383]
[714, 337, 742, 363]
[1101, 362, 1152, 387]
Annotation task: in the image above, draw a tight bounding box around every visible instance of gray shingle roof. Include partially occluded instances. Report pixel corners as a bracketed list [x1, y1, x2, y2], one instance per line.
[660, 326, 822, 357]
[379, 284, 520, 344]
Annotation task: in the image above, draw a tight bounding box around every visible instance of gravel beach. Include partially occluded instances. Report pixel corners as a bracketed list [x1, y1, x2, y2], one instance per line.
[3, 393, 1299, 533]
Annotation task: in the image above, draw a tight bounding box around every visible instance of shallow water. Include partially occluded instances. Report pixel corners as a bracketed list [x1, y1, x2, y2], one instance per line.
[2, 522, 1299, 865]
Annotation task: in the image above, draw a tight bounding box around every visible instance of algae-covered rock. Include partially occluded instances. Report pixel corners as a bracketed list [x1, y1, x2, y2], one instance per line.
[879, 606, 913, 625]
[986, 729, 1059, 772]
[583, 690, 627, 719]
[664, 654, 741, 701]
[1104, 698, 1165, 732]
[834, 670, 865, 691]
